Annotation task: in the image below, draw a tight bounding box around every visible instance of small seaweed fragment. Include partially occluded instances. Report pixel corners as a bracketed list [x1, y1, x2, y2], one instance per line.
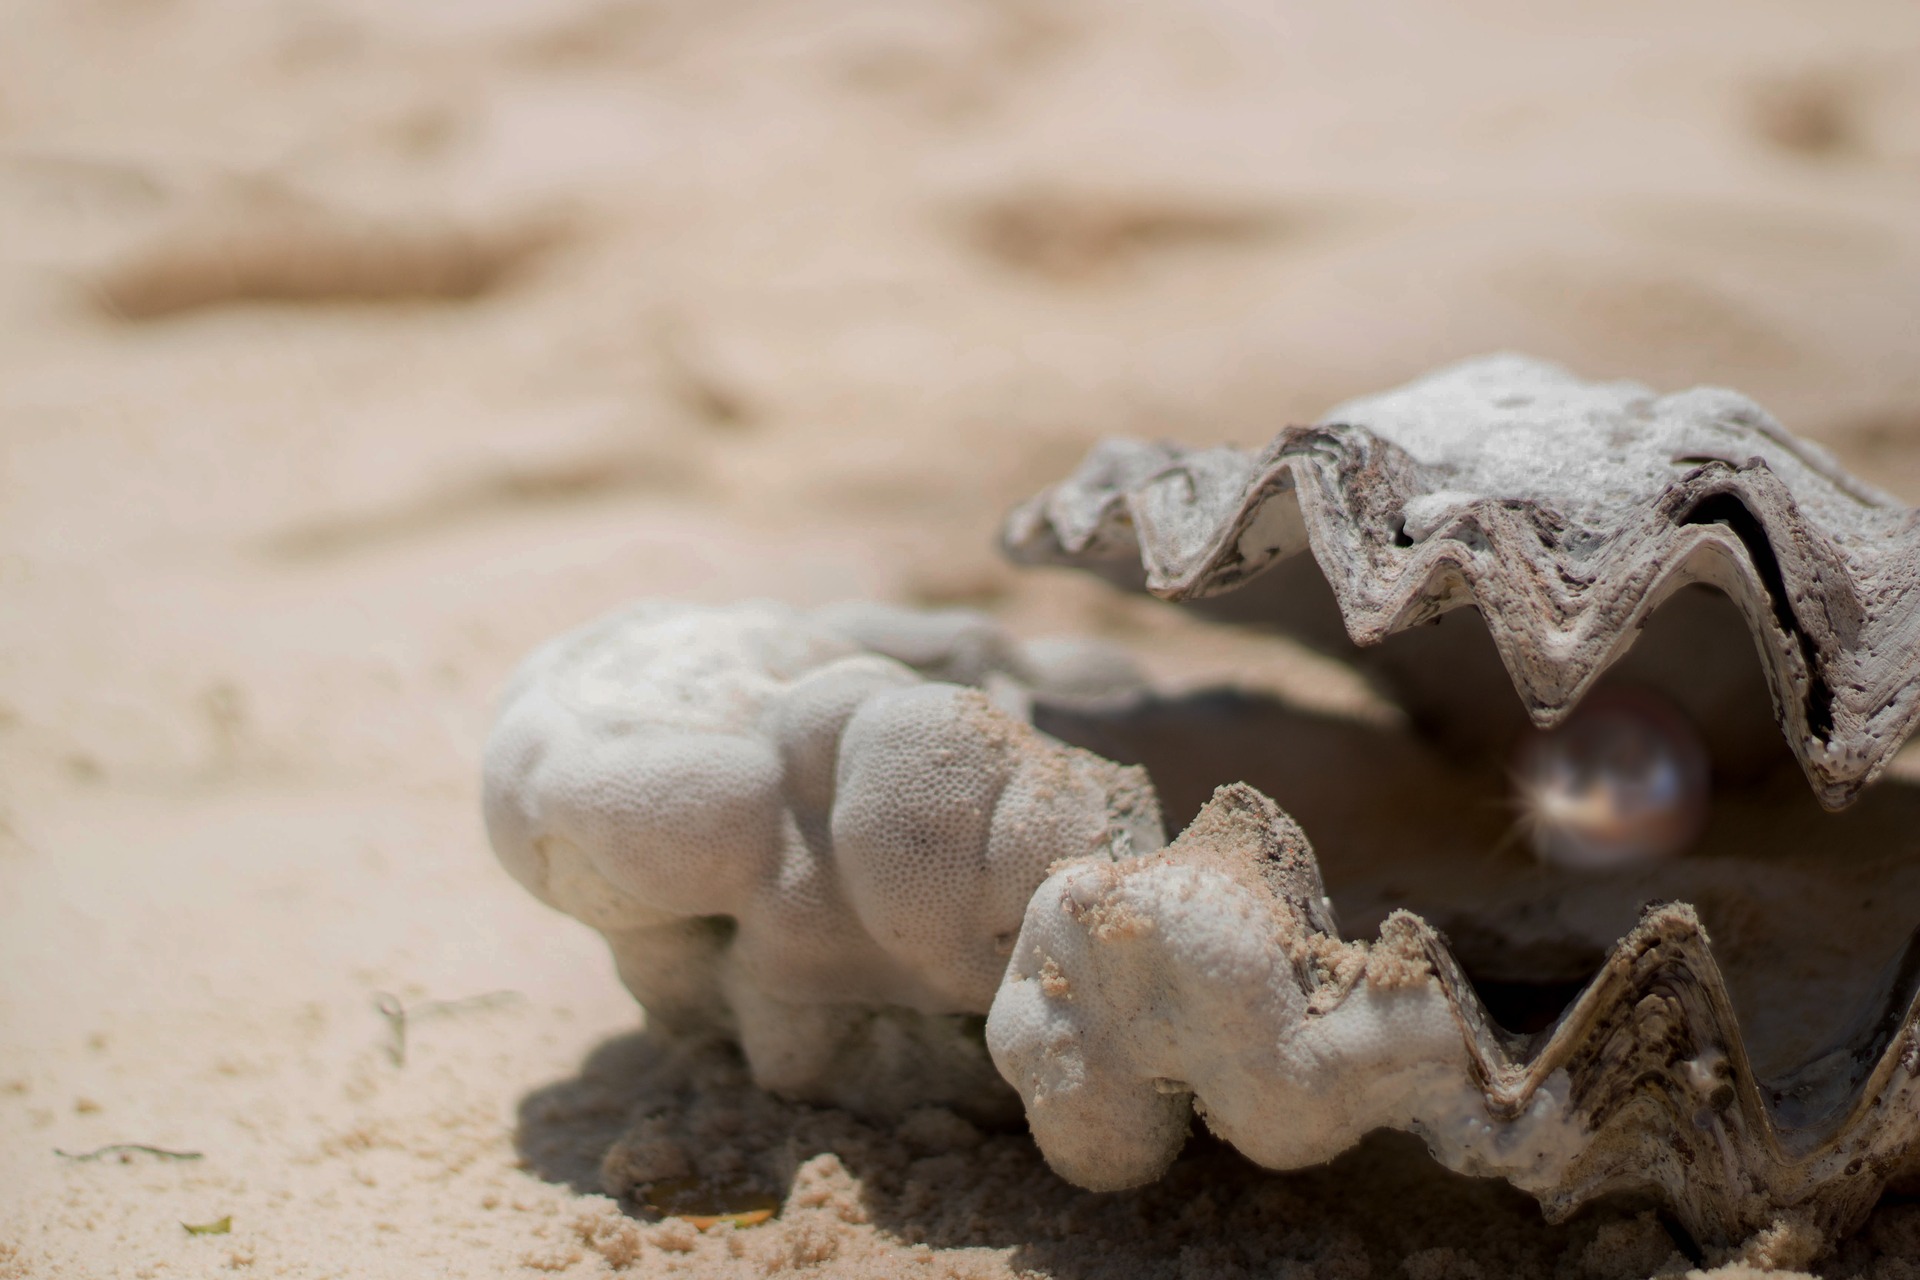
[55, 1144, 203, 1162]
[374, 993, 406, 1065]
[641, 1175, 780, 1230]
[684, 1209, 776, 1230]
[373, 990, 521, 1066]
[182, 1216, 231, 1236]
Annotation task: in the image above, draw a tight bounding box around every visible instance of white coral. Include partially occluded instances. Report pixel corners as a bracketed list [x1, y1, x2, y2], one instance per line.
[482, 600, 1161, 1117]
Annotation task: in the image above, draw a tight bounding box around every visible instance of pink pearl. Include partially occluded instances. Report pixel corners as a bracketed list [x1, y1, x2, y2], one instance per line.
[1512, 688, 1711, 871]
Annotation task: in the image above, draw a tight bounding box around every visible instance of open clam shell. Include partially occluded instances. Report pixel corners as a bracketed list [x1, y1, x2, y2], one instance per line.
[1004, 353, 1920, 807]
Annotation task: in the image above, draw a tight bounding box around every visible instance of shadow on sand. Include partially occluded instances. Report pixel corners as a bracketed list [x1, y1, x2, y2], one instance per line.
[514, 1025, 1700, 1279]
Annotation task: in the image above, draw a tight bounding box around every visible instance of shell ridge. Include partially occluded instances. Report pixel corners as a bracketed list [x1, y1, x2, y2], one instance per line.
[1170, 434, 1834, 747]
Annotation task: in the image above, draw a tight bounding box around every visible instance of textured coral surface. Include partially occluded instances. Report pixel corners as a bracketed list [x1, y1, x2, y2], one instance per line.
[483, 600, 1158, 1116]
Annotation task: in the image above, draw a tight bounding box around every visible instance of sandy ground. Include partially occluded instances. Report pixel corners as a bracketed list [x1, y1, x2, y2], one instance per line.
[3, 1, 1920, 1276]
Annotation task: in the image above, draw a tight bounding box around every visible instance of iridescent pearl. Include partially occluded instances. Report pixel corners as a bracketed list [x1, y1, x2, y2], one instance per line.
[1511, 688, 1711, 872]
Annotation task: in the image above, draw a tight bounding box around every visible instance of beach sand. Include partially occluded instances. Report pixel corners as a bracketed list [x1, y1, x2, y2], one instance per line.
[4, 1, 1920, 1275]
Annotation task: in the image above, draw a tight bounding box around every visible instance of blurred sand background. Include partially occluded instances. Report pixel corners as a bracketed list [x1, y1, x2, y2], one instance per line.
[3, 1, 1920, 1276]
